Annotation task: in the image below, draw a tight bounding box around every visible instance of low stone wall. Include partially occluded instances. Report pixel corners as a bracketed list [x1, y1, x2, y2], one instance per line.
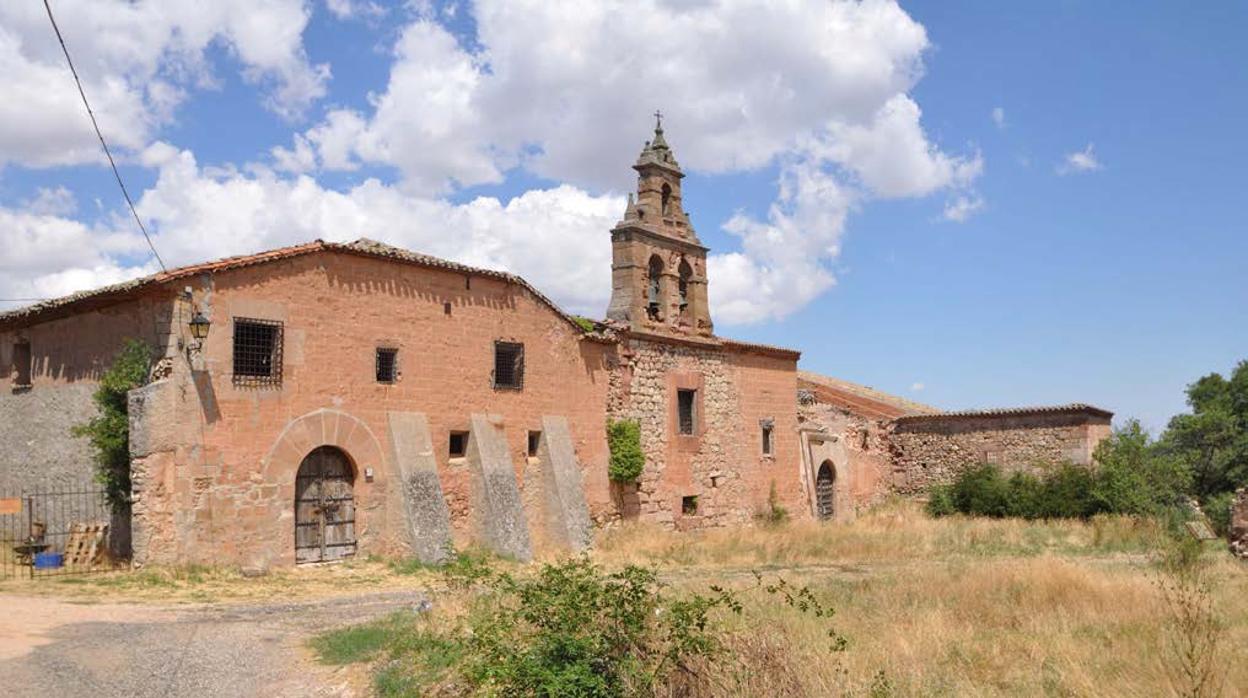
[889, 409, 1112, 494]
[1230, 488, 1248, 560]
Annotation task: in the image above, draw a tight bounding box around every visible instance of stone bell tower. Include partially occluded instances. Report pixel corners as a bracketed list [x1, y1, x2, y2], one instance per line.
[606, 114, 713, 337]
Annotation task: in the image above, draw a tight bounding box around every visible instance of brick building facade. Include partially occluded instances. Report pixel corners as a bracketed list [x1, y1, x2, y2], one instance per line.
[0, 124, 1113, 569]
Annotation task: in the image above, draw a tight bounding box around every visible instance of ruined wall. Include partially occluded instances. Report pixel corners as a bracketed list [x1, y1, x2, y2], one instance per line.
[796, 399, 894, 513]
[130, 251, 613, 568]
[0, 295, 175, 493]
[1230, 487, 1248, 560]
[889, 412, 1113, 494]
[606, 334, 801, 529]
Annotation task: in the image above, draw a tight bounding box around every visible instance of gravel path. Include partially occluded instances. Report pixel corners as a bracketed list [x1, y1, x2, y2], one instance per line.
[0, 590, 428, 698]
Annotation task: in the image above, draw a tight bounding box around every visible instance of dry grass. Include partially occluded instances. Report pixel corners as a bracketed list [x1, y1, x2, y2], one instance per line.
[5, 501, 1246, 696]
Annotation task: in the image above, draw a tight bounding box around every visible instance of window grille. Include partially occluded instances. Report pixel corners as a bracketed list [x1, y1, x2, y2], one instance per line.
[493, 341, 524, 390]
[375, 347, 398, 383]
[232, 318, 283, 387]
[677, 389, 696, 435]
[12, 341, 31, 388]
[528, 431, 542, 457]
[449, 432, 468, 458]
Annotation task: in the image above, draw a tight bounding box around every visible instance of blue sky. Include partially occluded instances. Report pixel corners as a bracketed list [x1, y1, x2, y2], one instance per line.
[1, 1, 1244, 432]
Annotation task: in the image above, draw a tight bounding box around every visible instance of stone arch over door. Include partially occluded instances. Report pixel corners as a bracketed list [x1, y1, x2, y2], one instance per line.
[261, 409, 386, 565]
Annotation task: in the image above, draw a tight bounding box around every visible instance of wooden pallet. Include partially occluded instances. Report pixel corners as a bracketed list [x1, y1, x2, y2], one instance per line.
[64, 522, 108, 566]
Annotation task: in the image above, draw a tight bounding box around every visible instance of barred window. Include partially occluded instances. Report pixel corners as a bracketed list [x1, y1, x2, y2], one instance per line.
[677, 389, 696, 435]
[232, 318, 283, 386]
[493, 341, 524, 390]
[376, 347, 398, 383]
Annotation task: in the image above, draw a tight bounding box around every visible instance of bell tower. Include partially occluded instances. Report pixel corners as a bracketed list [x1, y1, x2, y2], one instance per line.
[606, 114, 713, 337]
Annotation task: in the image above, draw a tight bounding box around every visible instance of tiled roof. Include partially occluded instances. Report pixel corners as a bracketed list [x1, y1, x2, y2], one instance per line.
[798, 371, 940, 420]
[893, 403, 1113, 423]
[0, 238, 589, 334]
[721, 338, 801, 360]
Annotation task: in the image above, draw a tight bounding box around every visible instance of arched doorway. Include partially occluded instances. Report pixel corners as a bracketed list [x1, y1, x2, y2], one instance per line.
[815, 460, 836, 521]
[295, 446, 357, 563]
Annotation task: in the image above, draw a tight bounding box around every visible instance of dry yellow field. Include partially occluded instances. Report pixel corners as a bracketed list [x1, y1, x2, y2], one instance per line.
[4, 501, 1245, 696]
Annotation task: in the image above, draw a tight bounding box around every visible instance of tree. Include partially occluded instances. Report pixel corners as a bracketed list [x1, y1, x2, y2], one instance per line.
[1091, 419, 1190, 516]
[72, 339, 152, 510]
[1159, 361, 1248, 500]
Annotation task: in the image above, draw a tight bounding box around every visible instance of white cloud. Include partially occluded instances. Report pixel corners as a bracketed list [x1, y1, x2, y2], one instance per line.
[22, 186, 78, 217]
[942, 194, 984, 222]
[991, 106, 1005, 129]
[6, 0, 984, 328]
[0, 1, 327, 169]
[324, 0, 386, 21]
[1, 145, 621, 316]
[1058, 143, 1102, 175]
[273, 0, 982, 323]
[910, 382, 925, 392]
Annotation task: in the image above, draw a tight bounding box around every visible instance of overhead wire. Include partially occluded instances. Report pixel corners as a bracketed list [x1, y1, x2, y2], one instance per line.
[41, 0, 167, 272]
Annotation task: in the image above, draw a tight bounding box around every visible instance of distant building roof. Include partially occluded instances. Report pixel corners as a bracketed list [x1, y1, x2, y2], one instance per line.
[893, 403, 1113, 424]
[0, 238, 588, 334]
[798, 371, 940, 420]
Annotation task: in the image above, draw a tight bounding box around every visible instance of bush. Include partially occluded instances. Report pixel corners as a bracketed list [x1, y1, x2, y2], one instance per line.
[607, 419, 645, 483]
[1036, 462, 1099, 519]
[755, 480, 790, 526]
[1091, 420, 1191, 517]
[925, 485, 956, 517]
[949, 463, 1011, 518]
[1203, 491, 1235, 538]
[72, 339, 152, 510]
[321, 557, 848, 697]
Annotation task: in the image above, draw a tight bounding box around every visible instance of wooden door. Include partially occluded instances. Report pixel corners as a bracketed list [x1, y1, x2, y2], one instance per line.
[815, 461, 835, 521]
[294, 446, 357, 564]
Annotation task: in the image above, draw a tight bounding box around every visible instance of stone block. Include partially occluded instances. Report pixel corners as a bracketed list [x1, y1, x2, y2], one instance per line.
[386, 411, 454, 564]
[467, 414, 532, 561]
[537, 415, 593, 552]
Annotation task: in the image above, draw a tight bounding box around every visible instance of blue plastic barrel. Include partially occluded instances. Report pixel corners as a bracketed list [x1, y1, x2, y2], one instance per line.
[33, 552, 64, 569]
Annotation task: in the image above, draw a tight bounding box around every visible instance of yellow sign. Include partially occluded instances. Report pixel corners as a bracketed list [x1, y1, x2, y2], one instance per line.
[0, 498, 21, 515]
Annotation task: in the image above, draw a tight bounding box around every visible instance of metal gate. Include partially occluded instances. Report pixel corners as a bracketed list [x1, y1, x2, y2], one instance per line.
[815, 461, 835, 521]
[294, 446, 357, 564]
[1, 479, 121, 579]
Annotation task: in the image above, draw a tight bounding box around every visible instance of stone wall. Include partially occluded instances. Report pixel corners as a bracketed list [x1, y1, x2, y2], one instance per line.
[889, 410, 1113, 494]
[1230, 488, 1248, 560]
[606, 334, 802, 529]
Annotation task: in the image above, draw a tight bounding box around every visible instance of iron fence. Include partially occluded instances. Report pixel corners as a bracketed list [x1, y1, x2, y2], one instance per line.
[0, 479, 126, 579]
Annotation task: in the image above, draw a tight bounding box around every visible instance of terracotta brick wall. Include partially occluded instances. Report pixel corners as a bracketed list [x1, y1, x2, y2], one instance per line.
[130, 251, 615, 567]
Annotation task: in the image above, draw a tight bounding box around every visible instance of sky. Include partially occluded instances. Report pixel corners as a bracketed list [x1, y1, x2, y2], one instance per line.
[1, 1, 1245, 432]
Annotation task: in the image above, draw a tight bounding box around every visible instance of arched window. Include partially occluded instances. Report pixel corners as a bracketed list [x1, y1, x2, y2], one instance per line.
[647, 255, 664, 320]
[678, 259, 692, 317]
[815, 460, 835, 521]
[661, 183, 672, 216]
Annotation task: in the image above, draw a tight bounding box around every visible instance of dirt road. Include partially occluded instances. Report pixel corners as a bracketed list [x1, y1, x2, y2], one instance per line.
[0, 590, 427, 697]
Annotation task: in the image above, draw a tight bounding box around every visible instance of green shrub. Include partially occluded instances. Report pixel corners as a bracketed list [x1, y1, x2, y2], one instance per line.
[1036, 462, 1098, 519]
[72, 338, 152, 510]
[949, 464, 1011, 518]
[1091, 419, 1191, 517]
[607, 419, 645, 483]
[1003, 471, 1043, 519]
[925, 485, 956, 518]
[571, 315, 597, 333]
[1203, 491, 1235, 538]
[755, 480, 790, 526]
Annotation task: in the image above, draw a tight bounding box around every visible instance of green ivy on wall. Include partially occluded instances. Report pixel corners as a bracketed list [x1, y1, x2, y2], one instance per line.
[607, 419, 645, 483]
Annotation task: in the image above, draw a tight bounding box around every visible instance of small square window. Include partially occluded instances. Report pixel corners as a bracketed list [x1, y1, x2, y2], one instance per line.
[232, 317, 283, 386]
[12, 341, 32, 388]
[761, 423, 774, 456]
[681, 495, 699, 515]
[493, 341, 524, 390]
[449, 431, 468, 458]
[375, 347, 398, 383]
[677, 389, 696, 435]
[527, 430, 541, 458]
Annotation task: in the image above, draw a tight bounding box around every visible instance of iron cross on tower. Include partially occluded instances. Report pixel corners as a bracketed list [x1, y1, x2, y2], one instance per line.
[654, 110, 662, 129]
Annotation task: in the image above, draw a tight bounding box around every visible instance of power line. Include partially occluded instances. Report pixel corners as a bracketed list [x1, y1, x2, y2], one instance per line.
[42, 0, 166, 272]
